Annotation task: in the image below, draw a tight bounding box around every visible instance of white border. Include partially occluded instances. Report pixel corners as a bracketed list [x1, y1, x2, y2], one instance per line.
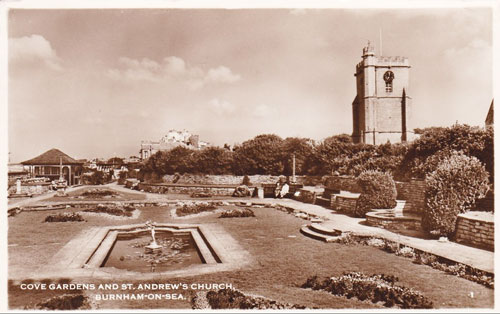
[1, 0, 498, 313]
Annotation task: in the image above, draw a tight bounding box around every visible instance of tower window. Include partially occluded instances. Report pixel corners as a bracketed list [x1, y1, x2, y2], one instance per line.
[385, 82, 393, 93]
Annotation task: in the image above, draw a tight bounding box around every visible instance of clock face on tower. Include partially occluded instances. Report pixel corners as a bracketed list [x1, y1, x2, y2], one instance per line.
[383, 70, 395, 83]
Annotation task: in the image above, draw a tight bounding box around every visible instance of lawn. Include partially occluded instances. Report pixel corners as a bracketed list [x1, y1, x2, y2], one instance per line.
[8, 202, 494, 309]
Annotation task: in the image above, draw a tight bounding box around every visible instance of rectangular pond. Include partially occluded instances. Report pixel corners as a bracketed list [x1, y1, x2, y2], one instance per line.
[102, 231, 203, 273]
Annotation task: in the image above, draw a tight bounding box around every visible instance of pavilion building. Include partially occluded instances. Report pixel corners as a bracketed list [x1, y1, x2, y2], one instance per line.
[21, 148, 84, 185]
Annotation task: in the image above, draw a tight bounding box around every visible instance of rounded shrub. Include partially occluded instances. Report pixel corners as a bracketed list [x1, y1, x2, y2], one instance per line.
[422, 151, 489, 237]
[354, 170, 397, 217]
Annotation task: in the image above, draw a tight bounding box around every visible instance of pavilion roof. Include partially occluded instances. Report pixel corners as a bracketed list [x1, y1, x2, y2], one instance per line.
[21, 148, 83, 165]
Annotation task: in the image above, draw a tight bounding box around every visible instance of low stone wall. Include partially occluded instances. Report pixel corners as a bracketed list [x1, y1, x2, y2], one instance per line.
[138, 183, 244, 196]
[333, 195, 359, 216]
[366, 212, 422, 231]
[323, 187, 340, 200]
[8, 183, 51, 195]
[455, 212, 494, 251]
[295, 188, 321, 204]
[324, 176, 362, 193]
[162, 174, 279, 185]
[161, 174, 321, 186]
[395, 180, 426, 214]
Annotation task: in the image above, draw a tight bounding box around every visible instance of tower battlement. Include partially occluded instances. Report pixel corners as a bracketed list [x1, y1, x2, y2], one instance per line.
[356, 55, 409, 72]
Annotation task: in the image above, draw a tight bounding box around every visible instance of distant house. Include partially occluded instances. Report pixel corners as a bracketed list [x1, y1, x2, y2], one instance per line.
[485, 99, 494, 128]
[140, 129, 209, 160]
[21, 148, 84, 185]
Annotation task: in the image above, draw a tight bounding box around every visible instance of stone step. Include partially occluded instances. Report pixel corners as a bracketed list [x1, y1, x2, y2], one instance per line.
[300, 226, 342, 243]
[309, 223, 342, 236]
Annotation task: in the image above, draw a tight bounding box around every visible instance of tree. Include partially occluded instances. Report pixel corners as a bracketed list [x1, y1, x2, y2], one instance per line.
[400, 124, 493, 181]
[163, 146, 196, 174]
[193, 146, 234, 174]
[281, 137, 315, 176]
[232, 134, 285, 175]
[309, 135, 360, 175]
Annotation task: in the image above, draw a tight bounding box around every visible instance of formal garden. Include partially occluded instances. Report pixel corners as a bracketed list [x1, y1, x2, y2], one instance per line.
[7, 124, 494, 310]
[8, 196, 494, 310]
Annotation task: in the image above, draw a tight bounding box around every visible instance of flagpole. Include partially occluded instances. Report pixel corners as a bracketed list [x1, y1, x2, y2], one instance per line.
[379, 28, 383, 56]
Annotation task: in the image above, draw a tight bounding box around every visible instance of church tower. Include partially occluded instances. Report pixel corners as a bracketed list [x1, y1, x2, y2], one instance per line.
[352, 42, 413, 145]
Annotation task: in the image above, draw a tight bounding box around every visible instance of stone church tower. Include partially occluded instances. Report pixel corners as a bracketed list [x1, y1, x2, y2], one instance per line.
[352, 42, 413, 145]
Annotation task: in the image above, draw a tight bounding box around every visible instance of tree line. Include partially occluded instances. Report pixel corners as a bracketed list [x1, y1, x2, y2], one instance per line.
[138, 124, 493, 183]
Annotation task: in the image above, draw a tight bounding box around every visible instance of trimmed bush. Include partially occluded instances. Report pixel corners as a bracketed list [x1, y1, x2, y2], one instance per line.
[422, 151, 489, 237]
[354, 170, 397, 217]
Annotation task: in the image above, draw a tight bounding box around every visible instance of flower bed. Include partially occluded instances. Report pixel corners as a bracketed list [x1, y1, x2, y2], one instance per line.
[44, 213, 85, 223]
[176, 202, 217, 217]
[301, 272, 433, 309]
[82, 204, 135, 217]
[219, 208, 255, 218]
[335, 234, 494, 288]
[79, 189, 118, 198]
[34, 294, 89, 310]
[191, 289, 306, 310]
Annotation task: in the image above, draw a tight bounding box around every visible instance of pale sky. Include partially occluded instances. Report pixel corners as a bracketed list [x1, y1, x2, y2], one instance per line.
[7, 7, 493, 162]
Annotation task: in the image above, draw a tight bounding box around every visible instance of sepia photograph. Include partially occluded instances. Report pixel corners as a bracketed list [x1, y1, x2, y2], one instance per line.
[2, 0, 497, 311]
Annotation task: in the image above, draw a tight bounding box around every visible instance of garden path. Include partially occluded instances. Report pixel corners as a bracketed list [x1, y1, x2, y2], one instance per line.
[253, 198, 494, 274]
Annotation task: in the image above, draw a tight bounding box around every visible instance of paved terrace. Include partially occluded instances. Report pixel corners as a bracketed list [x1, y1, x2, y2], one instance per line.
[9, 183, 494, 274]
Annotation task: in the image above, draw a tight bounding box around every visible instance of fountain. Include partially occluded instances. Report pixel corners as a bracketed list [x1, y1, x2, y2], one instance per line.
[54, 157, 68, 196]
[144, 221, 162, 254]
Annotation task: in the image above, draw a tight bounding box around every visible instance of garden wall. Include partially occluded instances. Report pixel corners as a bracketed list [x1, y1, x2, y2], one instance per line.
[138, 183, 245, 196]
[324, 176, 426, 214]
[162, 174, 276, 185]
[365, 212, 422, 232]
[161, 174, 322, 186]
[395, 180, 426, 214]
[324, 176, 362, 193]
[455, 212, 494, 251]
[332, 195, 358, 216]
[295, 187, 324, 204]
[8, 182, 51, 195]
